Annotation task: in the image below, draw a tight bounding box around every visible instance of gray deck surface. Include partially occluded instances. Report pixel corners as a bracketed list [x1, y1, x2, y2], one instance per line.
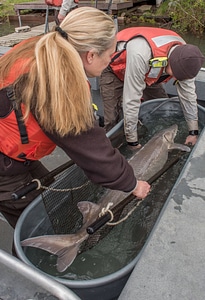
[0, 22, 55, 47]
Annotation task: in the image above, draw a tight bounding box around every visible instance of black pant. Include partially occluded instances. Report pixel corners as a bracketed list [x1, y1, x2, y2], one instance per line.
[0, 160, 49, 228]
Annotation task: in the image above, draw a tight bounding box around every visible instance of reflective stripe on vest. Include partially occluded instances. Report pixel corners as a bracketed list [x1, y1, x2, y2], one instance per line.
[110, 27, 185, 84]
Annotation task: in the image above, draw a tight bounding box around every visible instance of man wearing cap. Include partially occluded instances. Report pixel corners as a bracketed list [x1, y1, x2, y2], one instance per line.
[99, 27, 205, 149]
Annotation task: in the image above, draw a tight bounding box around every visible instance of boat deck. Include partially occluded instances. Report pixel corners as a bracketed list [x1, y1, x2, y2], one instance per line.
[0, 22, 55, 47]
[1, 0, 134, 47]
[78, 0, 133, 14]
[14, 0, 134, 29]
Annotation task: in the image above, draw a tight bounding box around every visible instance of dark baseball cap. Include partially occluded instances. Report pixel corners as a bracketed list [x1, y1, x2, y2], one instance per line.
[169, 44, 205, 81]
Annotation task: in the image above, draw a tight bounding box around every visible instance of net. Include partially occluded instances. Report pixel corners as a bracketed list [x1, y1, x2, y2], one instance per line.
[42, 164, 105, 235]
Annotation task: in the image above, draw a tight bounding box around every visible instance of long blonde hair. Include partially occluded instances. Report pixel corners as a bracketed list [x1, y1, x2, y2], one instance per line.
[0, 7, 116, 136]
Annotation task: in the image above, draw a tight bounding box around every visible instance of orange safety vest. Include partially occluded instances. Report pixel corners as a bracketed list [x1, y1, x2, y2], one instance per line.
[0, 87, 56, 162]
[0, 37, 37, 90]
[45, 0, 78, 6]
[110, 27, 185, 85]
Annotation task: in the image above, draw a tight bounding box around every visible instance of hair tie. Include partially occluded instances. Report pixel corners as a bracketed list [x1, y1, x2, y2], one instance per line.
[55, 26, 68, 40]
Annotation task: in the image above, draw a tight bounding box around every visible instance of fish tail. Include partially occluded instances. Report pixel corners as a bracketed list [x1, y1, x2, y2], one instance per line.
[21, 234, 82, 272]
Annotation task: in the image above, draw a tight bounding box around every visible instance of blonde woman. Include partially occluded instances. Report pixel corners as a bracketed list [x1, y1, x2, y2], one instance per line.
[0, 7, 150, 231]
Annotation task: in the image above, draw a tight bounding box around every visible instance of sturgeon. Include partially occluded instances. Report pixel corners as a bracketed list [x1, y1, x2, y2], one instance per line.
[21, 124, 190, 272]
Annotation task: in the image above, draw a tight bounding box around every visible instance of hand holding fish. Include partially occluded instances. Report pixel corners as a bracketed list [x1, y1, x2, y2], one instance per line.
[132, 180, 150, 199]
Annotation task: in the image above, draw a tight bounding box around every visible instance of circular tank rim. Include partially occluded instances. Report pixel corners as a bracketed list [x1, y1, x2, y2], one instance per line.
[14, 192, 142, 288]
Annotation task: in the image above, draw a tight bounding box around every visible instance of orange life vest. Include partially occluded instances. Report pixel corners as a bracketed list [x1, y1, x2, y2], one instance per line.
[0, 37, 37, 89]
[0, 87, 56, 162]
[45, 0, 78, 6]
[110, 27, 185, 85]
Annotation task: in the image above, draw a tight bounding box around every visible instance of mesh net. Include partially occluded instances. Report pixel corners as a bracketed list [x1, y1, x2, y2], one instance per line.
[42, 163, 105, 235]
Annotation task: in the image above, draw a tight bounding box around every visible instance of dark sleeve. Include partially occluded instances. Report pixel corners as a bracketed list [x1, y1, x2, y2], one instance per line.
[45, 123, 137, 193]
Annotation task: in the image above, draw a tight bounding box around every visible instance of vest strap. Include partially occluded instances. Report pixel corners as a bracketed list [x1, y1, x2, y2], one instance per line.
[6, 86, 29, 144]
[156, 74, 170, 84]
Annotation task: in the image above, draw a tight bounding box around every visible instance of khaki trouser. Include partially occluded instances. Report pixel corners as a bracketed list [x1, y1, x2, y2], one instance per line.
[99, 66, 124, 132]
[99, 66, 168, 133]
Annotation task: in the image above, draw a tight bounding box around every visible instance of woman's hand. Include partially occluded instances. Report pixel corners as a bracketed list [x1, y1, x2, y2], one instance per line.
[132, 180, 151, 199]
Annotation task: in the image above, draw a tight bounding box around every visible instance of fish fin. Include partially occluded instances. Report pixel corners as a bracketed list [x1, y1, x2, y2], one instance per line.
[169, 143, 191, 152]
[21, 234, 81, 272]
[56, 245, 80, 272]
[77, 201, 100, 225]
[21, 235, 70, 254]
